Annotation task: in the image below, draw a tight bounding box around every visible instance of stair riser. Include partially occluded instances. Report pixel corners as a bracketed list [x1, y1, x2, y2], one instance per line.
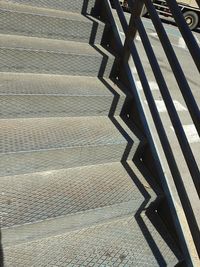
[0, 10, 104, 44]
[4, 0, 96, 13]
[0, 49, 113, 77]
[1, 200, 139, 229]
[0, 144, 137, 177]
[1, 160, 143, 228]
[0, 95, 125, 118]
[2, 202, 138, 245]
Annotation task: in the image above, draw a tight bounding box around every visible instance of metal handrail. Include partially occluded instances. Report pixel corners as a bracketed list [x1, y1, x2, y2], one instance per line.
[165, 0, 200, 73]
[102, 0, 200, 265]
[144, 0, 200, 136]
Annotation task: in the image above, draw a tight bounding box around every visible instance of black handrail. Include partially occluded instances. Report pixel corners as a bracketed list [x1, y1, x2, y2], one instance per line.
[165, 0, 200, 73]
[144, 0, 200, 136]
[103, 0, 200, 266]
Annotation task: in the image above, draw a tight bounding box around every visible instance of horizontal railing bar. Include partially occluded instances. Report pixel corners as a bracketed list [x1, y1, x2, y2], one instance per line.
[143, 0, 200, 137]
[165, 0, 200, 72]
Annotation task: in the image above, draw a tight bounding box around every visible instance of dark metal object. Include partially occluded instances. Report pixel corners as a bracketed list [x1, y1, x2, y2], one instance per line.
[105, 0, 200, 266]
[165, 0, 200, 73]
[144, 0, 200, 136]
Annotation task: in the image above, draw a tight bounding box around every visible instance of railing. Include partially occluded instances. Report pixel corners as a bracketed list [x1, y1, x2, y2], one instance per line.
[99, 0, 200, 266]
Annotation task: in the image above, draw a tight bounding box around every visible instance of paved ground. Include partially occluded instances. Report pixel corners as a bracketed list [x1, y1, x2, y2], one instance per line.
[115, 12, 200, 166]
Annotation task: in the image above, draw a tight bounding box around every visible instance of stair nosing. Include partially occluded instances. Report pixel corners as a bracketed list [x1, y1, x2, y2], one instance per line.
[0, 1, 99, 21]
[0, 35, 114, 58]
[0, 6, 103, 25]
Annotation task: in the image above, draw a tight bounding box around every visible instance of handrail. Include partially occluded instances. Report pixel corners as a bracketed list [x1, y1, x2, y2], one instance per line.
[102, 0, 200, 266]
[165, 0, 200, 73]
[144, 0, 200, 136]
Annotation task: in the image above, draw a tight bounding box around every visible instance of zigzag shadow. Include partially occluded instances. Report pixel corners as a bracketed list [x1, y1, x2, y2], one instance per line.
[0, 231, 4, 267]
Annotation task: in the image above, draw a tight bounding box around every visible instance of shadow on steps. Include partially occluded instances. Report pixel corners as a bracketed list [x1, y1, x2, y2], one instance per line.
[0, 231, 4, 267]
[95, 77, 183, 265]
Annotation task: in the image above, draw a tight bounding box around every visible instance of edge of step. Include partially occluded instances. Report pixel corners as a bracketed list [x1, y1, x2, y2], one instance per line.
[0, 116, 141, 176]
[0, 34, 110, 56]
[0, 1, 95, 20]
[0, 35, 115, 77]
[0, 74, 128, 118]
[0, 162, 146, 229]
[0, 2, 105, 44]
[0, 73, 125, 97]
[0, 116, 139, 154]
[2, 212, 182, 266]
[3, 0, 96, 13]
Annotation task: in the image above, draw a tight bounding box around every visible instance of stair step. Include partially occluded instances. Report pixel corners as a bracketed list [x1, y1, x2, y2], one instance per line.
[2, 213, 181, 266]
[0, 73, 127, 118]
[0, 162, 151, 228]
[0, 116, 140, 176]
[0, 2, 105, 43]
[0, 35, 114, 77]
[3, 0, 95, 13]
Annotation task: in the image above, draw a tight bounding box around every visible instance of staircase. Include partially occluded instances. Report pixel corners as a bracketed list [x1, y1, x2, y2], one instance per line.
[0, 0, 182, 266]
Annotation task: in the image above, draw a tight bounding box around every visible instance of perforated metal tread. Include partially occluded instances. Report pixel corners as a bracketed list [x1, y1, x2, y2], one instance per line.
[0, 73, 127, 118]
[4, 0, 96, 13]
[0, 1, 105, 43]
[0, 35, 114, 76]
[0, 116, 137, 154]
[2, 213, 181, 267]
[0, 162, 149, 228]
[0, 116, 140, 176]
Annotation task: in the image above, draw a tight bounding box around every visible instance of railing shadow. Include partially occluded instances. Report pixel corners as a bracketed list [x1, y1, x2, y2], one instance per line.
[97, 77, 178, 265]
[79, 1, 183, 264]
[0, 231, 4, 267]
[94, 72, 183, 265]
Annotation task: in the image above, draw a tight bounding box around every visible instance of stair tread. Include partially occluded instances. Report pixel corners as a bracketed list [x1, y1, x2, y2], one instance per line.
[0, 73, 125, 96]
[0, 34, 109, 56]
[0, 116, 138, 154]
[3, 0, 96, 13]
[2, 213, 180, 266]
[0, 35, 114, 76]
[0, 1, 98, 21]
[0, 162, 150, 228]
[0, 2, 105, 43]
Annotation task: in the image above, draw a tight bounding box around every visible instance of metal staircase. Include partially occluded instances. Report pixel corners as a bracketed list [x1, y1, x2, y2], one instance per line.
[0, 0, 197, 266]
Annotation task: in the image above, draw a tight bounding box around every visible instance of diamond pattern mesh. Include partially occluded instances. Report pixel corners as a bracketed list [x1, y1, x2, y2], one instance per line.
[0, 163, 144, 227]
[0, 1, 181, 266]
[0, 9, 104, 43]
[0, 48, 113, 77]
[3, 215, 179, 267]
[4, 0, 96, 13]
[0, 116, 131, 153]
